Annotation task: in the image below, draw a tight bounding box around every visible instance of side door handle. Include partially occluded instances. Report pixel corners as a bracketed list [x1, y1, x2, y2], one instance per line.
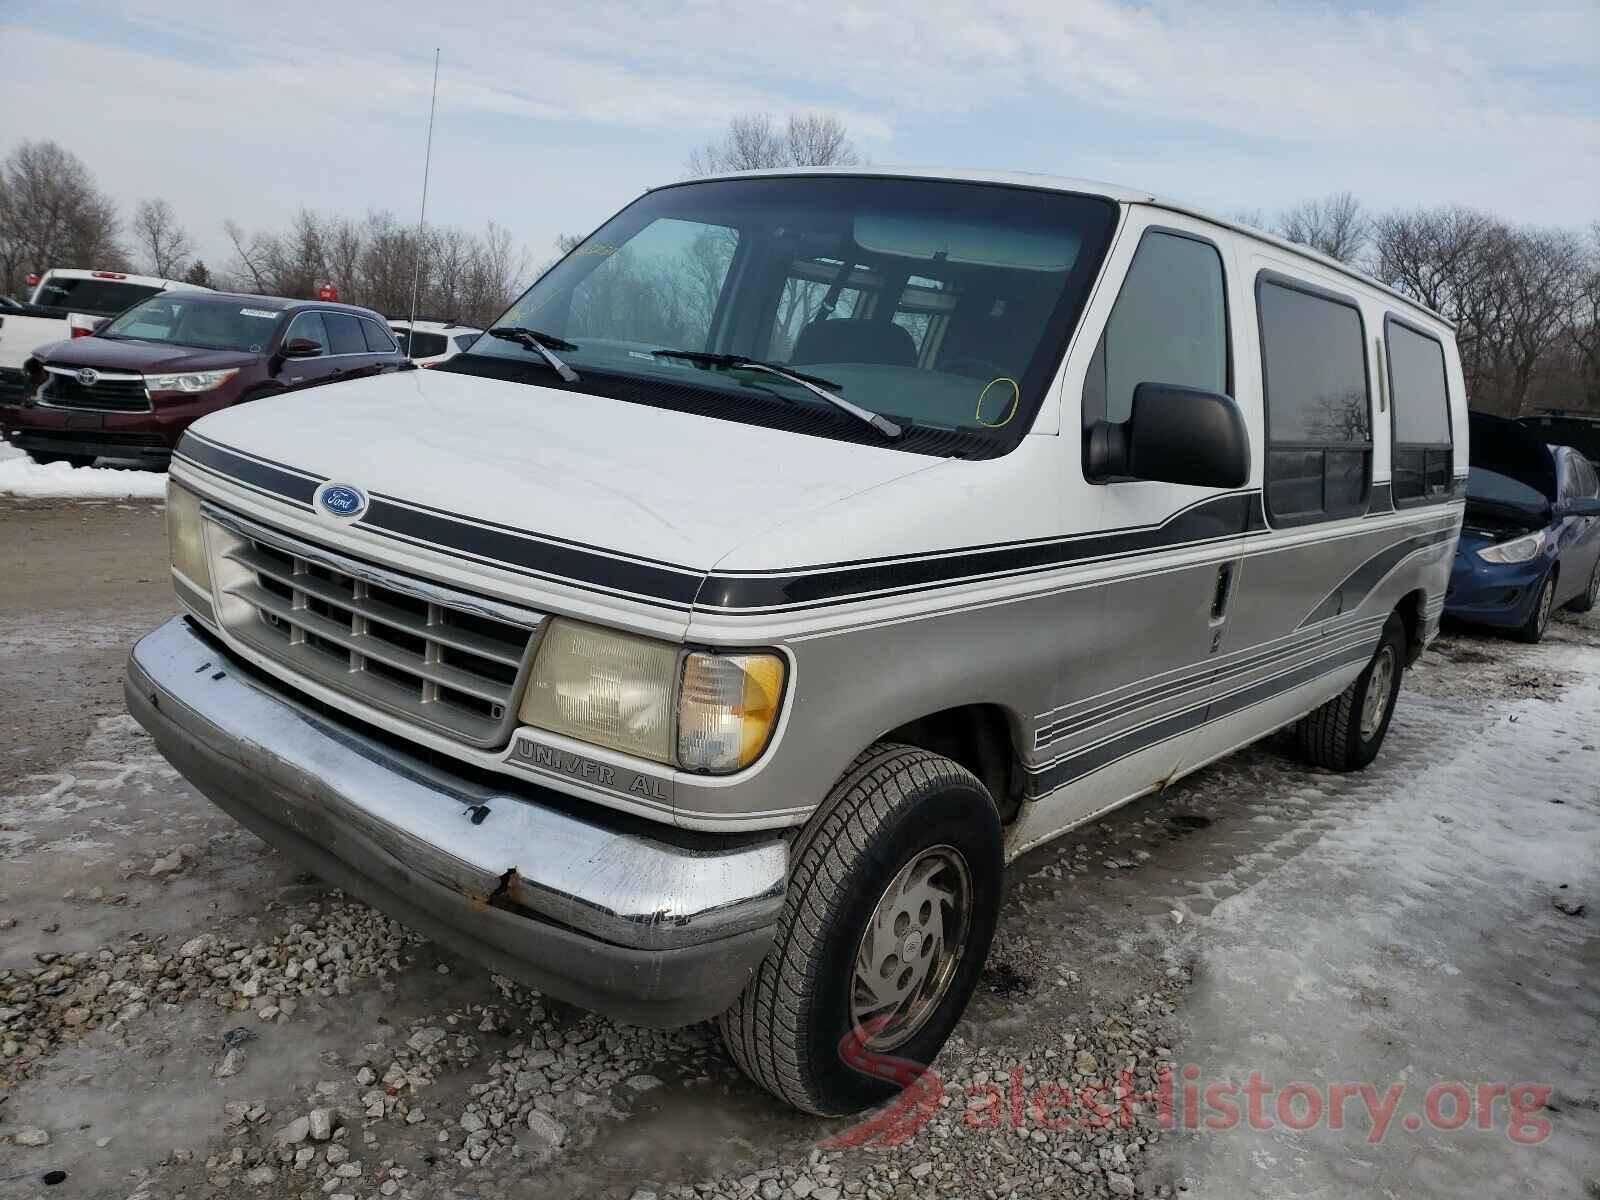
[1210, 562, 1235, 623]
[1208, 562, 1235, 654]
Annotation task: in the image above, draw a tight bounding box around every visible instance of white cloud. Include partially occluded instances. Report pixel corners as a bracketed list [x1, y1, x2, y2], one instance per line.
[0, 0, 1593, 276]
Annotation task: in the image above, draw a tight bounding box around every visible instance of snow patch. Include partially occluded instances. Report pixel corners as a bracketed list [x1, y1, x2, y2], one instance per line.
[0, 439, 166, 499]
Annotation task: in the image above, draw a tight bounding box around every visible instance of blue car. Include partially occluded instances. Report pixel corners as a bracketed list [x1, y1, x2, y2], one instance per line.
[1446, 413, 1600, 642]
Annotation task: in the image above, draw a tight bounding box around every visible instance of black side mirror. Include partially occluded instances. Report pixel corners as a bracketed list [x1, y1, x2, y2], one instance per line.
[1086, 383, 1250, 489]
[1556, 497, 1600, 518]
[279, 337, 323, 359]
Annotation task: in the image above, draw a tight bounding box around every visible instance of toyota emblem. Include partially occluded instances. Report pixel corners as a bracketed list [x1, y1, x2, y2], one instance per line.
[75, 367, 99, 387]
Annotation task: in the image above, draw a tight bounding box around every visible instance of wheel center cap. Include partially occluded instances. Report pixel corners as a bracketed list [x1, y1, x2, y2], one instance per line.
[902, 932, 922, 961]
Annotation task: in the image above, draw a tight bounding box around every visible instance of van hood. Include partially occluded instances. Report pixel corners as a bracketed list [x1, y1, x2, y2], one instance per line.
[185, 367, 945, 573]
[38, 336, 258, 374]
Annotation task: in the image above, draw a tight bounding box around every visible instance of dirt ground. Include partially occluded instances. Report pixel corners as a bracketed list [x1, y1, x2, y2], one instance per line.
[1, 497, 1597, 1200]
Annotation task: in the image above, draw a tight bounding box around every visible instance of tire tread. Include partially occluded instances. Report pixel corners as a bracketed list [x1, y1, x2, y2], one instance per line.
[718, 742, 988, 1114]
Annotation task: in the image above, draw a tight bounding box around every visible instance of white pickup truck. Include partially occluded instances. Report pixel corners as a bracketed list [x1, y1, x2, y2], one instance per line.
[0, 269, 209, 397]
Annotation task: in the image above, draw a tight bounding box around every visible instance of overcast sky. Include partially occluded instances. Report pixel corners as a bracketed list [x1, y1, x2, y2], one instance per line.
[2, 0, 1596, 275]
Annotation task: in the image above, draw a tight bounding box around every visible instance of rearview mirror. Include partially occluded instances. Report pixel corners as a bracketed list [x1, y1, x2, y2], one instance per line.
[279, 338, 323, 358]
[1086, 383, 1250, 489]
[1556, 497, 1600, 518]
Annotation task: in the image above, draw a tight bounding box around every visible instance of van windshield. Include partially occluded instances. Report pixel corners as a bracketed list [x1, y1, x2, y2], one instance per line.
[462, 176, 1118, 455]
[100, 297, 284, 352]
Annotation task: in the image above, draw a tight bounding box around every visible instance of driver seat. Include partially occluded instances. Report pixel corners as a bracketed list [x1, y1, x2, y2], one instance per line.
[791, 318, 917, 368]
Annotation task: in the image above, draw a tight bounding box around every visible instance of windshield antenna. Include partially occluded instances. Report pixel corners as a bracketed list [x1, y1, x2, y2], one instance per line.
[406, 47, 441, 349]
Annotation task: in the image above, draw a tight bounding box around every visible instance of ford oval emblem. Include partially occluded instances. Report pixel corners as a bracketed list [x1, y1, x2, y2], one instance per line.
[317, 484, 367, 519]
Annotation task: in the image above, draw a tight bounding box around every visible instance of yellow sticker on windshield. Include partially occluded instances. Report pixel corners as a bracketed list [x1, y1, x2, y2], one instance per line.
[976, 377, 1020, 427]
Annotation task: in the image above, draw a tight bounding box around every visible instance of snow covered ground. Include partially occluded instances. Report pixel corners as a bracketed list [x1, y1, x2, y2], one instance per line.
[0, 438, 167, 500]
[1173, 648, 1600, 1197]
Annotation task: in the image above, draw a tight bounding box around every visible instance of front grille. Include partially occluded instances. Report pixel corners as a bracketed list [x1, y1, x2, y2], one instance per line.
[207, 507, 544, 747]
[42, 373, 151, 411]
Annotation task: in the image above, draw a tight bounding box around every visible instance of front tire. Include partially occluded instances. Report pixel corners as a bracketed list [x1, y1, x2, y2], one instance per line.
[720, 744, 1003, 1115]
[1297, 612, 1406, 771]
[1515, 574, 1556, 643]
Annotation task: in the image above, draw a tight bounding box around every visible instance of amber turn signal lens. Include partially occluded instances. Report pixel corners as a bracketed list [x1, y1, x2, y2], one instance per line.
[677, 651, 787, 773]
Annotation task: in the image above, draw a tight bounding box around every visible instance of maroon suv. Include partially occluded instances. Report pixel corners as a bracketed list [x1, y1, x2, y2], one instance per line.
[0, 293, 409, 466]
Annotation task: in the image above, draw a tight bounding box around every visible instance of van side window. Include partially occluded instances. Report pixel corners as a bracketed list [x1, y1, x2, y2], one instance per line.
[1385, 318, 1453, 504]
[1082, 230, 1228, 430]
[1257, 277, 1371, 523]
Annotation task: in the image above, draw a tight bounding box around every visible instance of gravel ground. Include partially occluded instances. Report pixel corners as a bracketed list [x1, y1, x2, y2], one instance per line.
[2, 498, 1597, 1199]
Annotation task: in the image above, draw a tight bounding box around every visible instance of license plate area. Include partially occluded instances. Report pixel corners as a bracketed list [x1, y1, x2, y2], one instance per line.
[65, 412, 105, 430]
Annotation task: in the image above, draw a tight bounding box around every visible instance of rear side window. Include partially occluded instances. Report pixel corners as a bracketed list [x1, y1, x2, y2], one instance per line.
[1258, 276, 1371, 523]
[453, 333, 479, 351]
[324, 313, 367, 355]
[1385, 317, 1453, 505]
[361, 319, 397, 352]
[1083, 230, 1229, 429]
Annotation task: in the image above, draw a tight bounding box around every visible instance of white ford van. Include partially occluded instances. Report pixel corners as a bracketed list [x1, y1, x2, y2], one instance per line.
[127, 169, 1466, 1115]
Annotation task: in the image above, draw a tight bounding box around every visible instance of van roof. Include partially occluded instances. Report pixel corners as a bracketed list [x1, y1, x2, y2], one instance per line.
[651, 166, 1451, 329]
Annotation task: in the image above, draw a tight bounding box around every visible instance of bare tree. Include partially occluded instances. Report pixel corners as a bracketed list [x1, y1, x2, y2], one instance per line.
[687, 111, 862, 176]
[1555, 223, 1600, 410]
[223, 219, 272, 293]
[1492, 226, 1584, 416]
[0, 140, 125, 296]
[131, 198, 194, 278]
[1275, 192, 1368, 264]
[784, 113, 860, 167]
[1373, 207, 1586, 415]
[1372, 206, 1503, 405]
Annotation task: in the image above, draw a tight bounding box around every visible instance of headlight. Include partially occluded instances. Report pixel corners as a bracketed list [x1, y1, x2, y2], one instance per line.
[1477, 530, 1546, 564]
[166, 480, 210, 589]
[145, 369, 239, 394]
[518, 619, 788, 774]
[678, 651, 786, 773]
[519, 619, 679, 763]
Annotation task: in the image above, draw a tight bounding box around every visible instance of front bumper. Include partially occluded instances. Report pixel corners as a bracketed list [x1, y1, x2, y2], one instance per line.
[6, 428, 173, 461]
[1444, 544, 1550, 629]
[1, 390, 228, 460]
[125, 617, 786, 1027]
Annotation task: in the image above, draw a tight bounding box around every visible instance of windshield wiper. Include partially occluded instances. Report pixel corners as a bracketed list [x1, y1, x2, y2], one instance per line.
[651, 350, 901, 439]
[487, 327, 580, 383]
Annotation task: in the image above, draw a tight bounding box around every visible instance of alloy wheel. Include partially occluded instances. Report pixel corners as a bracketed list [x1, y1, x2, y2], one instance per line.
[1359, 644, 1396, 740]
[1536, 578, 1555, 637]
[850, 845, 973, 1052]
